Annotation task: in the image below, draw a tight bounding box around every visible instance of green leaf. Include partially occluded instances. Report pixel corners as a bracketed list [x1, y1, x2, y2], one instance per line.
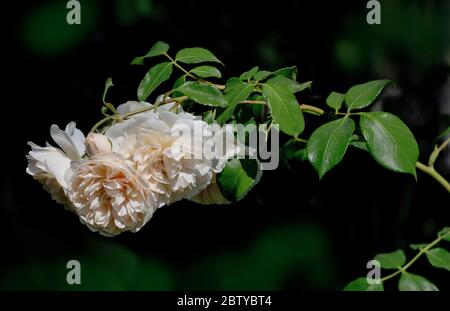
[343, 278, 384, 291]
[190, 66, 222, 78]
[102, 77, 114, 104]
[326, 91, 345, 111]
[266, 76, 311, 94]
[131, 56, 144, 65]
[350, 136, 369, 152]
[172, 75, 186, 97]
[176, 81, 227, 107]
[239, 66, 259, 81]
[217, 78, 254, 124]
[438, 227, 450, 241]
[273, 66, 298, 80]
[306, 117, 355, 179]
[425, 248, 450, 271]
[144, 41, 169, 58]
[410, 243, 428, 250]
[345, 79, 392, 111]
[360, 112, 419, 177]
[254, 70, 273, 81]
[374, 250, 406, 269]
[217, 159, 262, 202]
[253, 66, 298, 82]
[398, 272, 438, 291]
[137, 62, 173, 101]
[262, 83, 304, 136]
[175, 47, 222, 65]
[132, 41, 169, 64]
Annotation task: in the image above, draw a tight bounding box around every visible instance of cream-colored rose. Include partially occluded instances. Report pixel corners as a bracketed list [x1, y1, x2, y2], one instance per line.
[105, 99, 241, 207]
[86, 133, 112, 156]
[26, 122, 85, 206]
[65, 153, 154, 236]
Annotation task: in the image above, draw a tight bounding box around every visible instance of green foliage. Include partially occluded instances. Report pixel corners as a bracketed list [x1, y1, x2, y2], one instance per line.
[374, 250, 406, 269]
[262, 82, 304, 136]
[132, 41, 169, 64]
[307, 117, 355, 179]
[137, 62, 173, 101]
[176, 81, 227, 107]
[175, 47, 223, 65]
[239, 66, 259, 81]
[343, 227, 449, 291]
[190, 66, 222, 78]
[217, 78, 254, 124]
[425, 248, 450, 271]
[217, 159, 262, 202]
[398, 272, 438, 291]
[438, 227, 450, 241]
[360, 112, 419, 177]
[343, 278, 384, 291]
[326, 91, 345, 111]
[345, 80, 392, 111]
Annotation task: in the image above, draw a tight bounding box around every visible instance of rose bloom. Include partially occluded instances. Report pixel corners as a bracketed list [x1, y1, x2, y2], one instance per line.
[105, 99, 241, 207]
[65, 153, 154, 236]
[26, 122, 85, 206]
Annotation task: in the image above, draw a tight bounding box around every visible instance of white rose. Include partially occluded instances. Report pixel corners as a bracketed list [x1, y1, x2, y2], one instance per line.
[65, 153, 154, 236]
[26, 122, 85, 206]
[105, 99, 241, 206]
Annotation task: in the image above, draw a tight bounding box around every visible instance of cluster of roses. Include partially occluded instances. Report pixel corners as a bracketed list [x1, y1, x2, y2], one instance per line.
[26, 98, 241, 236]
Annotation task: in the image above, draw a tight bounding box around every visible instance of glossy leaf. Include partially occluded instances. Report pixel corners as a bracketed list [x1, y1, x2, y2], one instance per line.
[176, 81, 227, 107]
[374, 250, 406, 269]
[190, 66, 222, 78]
[132, 41, 169, 64]
[217, 78, 254, 124]
[425, 248, 450, 271]
[239, 66, 259, 81]
[262, 83, 304, 136]
[266, 76, 311, 94]
[345, 79, 392, 111]
[343, 278, 384, 291]
[398, 272, 438, 291]
[144, 41, 169, 57]
[360, 112, 419, 177]
[137, 62, 173, 101]
[326, 91, 344, 111]
[306, 117, 355, 179]
[217, 159, 262, 202]
[175, 47, 222, 64]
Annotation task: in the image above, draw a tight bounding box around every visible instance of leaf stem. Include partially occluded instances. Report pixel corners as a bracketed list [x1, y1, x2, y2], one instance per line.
[380, 232, 446, 282]
[163, 53, 197, 80]
[428, 137, 450, 167]
[416, 161, 450, 193]
[300, 104, 325, 116]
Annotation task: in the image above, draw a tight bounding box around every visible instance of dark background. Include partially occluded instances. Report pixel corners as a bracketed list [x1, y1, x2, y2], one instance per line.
[1, 0, 449, 290]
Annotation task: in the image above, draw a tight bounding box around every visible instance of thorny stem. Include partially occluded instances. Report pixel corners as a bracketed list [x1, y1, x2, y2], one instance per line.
[380, 231, 449, 282]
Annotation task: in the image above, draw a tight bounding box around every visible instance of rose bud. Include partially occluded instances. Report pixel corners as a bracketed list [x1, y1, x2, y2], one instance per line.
[86, 133, 112, 156]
